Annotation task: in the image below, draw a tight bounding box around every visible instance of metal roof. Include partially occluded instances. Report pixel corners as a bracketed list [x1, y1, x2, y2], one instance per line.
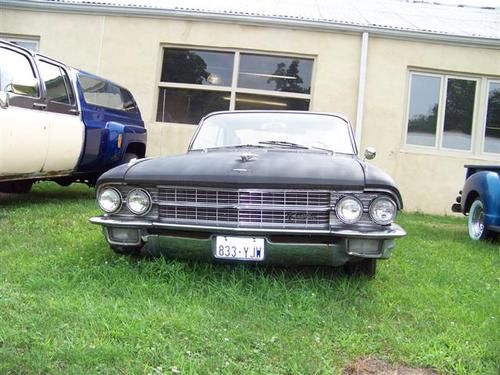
[2, 0, 500, 44]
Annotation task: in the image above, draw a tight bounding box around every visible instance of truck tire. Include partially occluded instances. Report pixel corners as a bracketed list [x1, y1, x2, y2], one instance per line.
[468, 198, 492, 240]
[344, 258, 377, 278]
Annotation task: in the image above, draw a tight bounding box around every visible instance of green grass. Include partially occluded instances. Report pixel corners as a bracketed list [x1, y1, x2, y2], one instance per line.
[0, 182, 498, 374]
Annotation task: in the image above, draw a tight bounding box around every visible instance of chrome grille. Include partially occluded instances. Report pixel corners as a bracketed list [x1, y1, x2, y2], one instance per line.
[158, 187, 331, 229]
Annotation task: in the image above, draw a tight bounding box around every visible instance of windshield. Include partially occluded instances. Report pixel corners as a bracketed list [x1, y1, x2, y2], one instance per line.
[190, 112, 356, 154]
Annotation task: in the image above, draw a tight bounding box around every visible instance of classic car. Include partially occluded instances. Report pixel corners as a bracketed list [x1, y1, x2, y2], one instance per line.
[90, 111, 406, 277]
[452, 164, 500, 240]
[0, 40, 146, 193]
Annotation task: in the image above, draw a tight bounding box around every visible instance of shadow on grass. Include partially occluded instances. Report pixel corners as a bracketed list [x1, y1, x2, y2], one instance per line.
[114, 250, 368, 285]
[0, 184, 95, 207]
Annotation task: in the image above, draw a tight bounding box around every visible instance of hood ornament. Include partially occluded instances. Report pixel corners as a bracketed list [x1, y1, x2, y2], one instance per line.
[239, 153, 258, 163]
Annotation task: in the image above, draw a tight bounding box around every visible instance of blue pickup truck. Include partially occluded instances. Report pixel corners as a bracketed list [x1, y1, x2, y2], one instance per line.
[0, 40, 147, 193]
[452, 165, 500, 240]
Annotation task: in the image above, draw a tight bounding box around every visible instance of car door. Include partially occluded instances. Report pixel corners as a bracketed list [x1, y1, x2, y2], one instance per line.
[0, 44, 49, 177]
[36, 58, 84, 173]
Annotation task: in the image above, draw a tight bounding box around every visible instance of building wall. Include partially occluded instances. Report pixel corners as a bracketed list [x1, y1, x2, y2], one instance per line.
[362, 37, 500, 214]
[1, 8, 499, 214]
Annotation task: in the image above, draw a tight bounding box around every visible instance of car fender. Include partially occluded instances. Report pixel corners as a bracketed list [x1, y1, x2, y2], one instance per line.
[462, 171, 500, 226]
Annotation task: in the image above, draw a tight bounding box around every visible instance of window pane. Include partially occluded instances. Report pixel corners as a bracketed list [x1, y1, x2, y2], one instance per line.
[38, 61, 70, 104]
[156, 88, 230, 124]
[160, 49, 234, 87]
[442, 78, 476, 150]
[79, 75, 127, 110]
[0, 47, 39, 97]
[235, 93, 309, 111]
[406, 74, 441, 147]
[238, 54, 312, 94]
[9, 40, 38, 52]
[484, 82, 500, 154]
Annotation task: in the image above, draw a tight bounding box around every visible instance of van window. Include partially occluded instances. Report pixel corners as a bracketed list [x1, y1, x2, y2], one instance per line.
[79, 75, 137, 111]
[38, 61, 73, 104]
[0, 47, 39, 97]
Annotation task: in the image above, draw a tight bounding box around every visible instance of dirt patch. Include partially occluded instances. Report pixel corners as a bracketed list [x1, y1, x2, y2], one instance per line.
[343, 358, 440, 375]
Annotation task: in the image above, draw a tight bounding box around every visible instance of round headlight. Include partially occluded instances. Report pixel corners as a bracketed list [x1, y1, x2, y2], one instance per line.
[126, 188, 151, 215]
[369, 197, 397, 225]
[98, 187, 122, 213]
[336, 196, 363, 224]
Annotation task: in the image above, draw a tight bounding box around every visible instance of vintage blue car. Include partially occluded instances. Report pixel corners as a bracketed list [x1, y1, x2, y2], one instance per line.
[452, 165, 500, 240]
[0, 40, 147, 193]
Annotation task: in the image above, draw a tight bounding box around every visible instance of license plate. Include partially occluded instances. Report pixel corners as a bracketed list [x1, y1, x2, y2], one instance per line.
[214, 236, 265, 261]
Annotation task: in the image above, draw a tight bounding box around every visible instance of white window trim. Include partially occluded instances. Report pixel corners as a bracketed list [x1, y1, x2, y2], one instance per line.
[403, 70, 498, 157]
[481, 79, 500, 156]
[154, 45, 315, 124]
[0, 35, 39, 52]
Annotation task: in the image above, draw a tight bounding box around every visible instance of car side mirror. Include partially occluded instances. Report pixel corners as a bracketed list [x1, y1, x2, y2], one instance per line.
[5, 77, 39, 97]
[364, 147, 376, 161]
[0, 91, 9, 109]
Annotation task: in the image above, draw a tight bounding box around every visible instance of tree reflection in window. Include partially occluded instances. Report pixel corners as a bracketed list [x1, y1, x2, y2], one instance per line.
[407, 74, 441, 147]
[266, 60, 308, 94]
[485, 82, 500, 153]
[160, 49, 233, 87]
[239, 54, 312, 93]
[442, 78, 476, 150]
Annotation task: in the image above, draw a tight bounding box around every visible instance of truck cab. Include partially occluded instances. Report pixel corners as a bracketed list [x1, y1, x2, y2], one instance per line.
[0, 40, 146, 193]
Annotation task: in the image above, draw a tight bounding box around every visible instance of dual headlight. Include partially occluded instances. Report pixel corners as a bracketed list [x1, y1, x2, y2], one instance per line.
[98, 187, 151, 215]
[336, 196, 397, 225]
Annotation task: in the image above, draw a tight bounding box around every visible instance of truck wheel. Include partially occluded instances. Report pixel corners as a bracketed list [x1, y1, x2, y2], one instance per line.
[344, 258, 377, 278]
[468, 198, 490, 240]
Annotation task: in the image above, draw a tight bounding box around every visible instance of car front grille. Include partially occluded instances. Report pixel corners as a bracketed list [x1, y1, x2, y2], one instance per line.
[157, 187, 331, 229]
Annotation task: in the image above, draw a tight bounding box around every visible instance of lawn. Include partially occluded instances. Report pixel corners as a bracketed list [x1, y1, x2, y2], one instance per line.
[0, 183, 498, 374]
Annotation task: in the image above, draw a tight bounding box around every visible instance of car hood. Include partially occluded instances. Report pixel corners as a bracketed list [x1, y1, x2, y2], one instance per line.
[99, 149, 399, 194]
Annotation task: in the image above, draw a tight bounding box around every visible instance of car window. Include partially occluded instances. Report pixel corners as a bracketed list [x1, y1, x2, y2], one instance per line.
[38, 61, 73, 104]
[79, 75, 137, 111]
[191, 112, 355, 154]
[0, 46, 39, 97]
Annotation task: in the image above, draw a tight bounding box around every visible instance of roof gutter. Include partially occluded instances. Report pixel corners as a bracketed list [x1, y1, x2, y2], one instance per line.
[2, 0, 500, 48]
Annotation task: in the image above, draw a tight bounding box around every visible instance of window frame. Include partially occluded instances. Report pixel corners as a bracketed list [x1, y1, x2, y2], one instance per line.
[481, 79, 500, 156]
[403, 70, 497, 157]
[0, 35, 40, 52]
[155, 45, 315, 125]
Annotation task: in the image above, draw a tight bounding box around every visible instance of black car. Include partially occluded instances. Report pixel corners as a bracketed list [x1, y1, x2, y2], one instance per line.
[90, 111, 406, 277]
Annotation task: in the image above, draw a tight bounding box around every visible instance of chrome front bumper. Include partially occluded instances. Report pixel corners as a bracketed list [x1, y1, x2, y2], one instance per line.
[89, 216, 407, 266]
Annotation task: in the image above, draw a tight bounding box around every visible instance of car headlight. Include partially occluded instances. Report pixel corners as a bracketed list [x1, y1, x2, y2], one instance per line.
[98, 187, 122, 213]
[126, 188, 151, 215]
[369, 197, 397, 225]
[336, 196, 363, 224]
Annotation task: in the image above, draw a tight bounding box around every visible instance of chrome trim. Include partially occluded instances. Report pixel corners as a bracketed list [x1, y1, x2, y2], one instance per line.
[89, 216, 407, 238]
[155, 201, 331, 211]
[156, 185, 333, 194]
[157, 186, 333, 229]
